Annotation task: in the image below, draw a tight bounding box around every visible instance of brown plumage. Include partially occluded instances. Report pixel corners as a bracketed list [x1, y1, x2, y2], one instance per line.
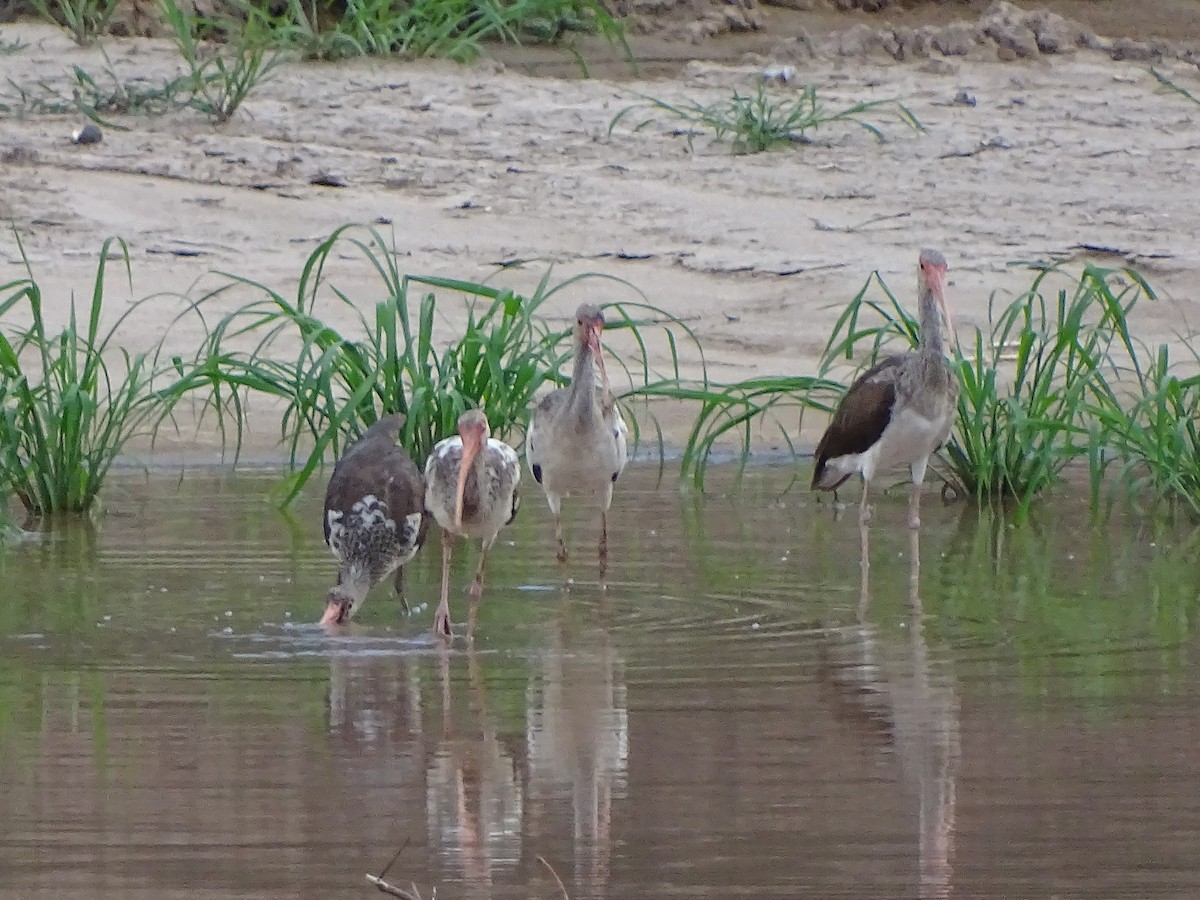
[811, 249, 959, 529]
[319, 413, 430, 625]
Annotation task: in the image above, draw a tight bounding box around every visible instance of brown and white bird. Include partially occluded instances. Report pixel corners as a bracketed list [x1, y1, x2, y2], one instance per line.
[811, 249, 959, 530]
[526, 303, 628, 577]
[319, 413, 429, 625]
[424, 409, 521, 639]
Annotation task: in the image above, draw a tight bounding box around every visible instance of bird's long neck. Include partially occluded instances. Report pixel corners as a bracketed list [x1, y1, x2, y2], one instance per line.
[918, 284, 944, 358]
[567, 339, 599, 423]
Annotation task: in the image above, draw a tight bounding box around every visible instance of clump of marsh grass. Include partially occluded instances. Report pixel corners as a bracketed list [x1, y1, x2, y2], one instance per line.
[159, 0, 284, 124]
[610, 82, 924, 154]
[235, 0, 365, 61]
[220, 0, 630, 68]
[0, 233, 205, 516]
[819, 261, 1152, 514]
[1089, 342, 1200, 518]
[184, 225, 698, 504]
[26, 0, 118, 45]
[370, 0, 628, 64]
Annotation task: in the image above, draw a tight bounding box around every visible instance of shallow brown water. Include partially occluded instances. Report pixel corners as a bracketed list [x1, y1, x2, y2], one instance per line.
[2, 465, 1200, 899]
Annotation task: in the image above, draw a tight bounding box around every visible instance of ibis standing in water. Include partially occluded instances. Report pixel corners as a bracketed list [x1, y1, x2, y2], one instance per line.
[319, 413, 429, 625]
[425, 409, 521, 638]
[526, 303, 628, 578]
[811, 249, 959, 530]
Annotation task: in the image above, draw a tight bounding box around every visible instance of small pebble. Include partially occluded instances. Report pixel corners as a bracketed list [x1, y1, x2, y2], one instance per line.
[761, 64, 795, 83]
[72, 122, 102, 145]
[953, 90, 977, 106]
[222, 626, 233, 635]
[751, 622, 760, 630]
[224, 610, 233, 617]
[284, 611, 292, 618]
[160, 587, 168, 593]
[102, 614, 112, 622]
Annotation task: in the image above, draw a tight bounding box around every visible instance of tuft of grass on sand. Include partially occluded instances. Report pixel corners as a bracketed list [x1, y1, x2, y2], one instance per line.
[0, 32, 28, 54]
[610, 81, 924, 154]
[214, 0, 631, 70]
[26, 0, 118, 45]
[159, 0, 284, 124]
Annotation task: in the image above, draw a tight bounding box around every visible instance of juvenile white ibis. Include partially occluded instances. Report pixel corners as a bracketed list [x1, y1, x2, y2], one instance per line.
[811, 249, 959, 530]
[526, 303, 628, 577]
[425, 409, 521, 638]
[319, 413, 429, 625]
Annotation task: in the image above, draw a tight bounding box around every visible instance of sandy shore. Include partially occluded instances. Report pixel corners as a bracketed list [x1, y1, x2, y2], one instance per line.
[2, 13, 1199, 459]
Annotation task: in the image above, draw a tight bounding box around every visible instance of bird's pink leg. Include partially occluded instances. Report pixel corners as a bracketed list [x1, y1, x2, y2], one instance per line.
[598, 510, 609, 580]
[858, 510, 871, 619]
[858, 480, 872, 527]
[434, 530, 454, 638]
[467, 542, 490, 641]
[555, 514, 568, 565]
[908, 481, 922, 530]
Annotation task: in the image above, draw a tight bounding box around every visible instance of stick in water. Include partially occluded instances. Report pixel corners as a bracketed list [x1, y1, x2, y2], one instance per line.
[366, 838, 422, 900]
[537, 855, 570, 900]
[365, 873, 421, 899]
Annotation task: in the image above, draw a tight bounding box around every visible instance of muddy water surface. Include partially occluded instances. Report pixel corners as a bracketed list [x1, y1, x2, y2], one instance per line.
[2, 465, 1200, 899]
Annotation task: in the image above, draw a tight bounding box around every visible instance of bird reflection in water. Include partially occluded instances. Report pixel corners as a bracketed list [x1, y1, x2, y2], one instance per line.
[426, 644, 524, 899]
[526, 618, 628, 899]
[322, 643, 522, 897]
[322, 618, 627, 898]
[847, 519, 960, 899]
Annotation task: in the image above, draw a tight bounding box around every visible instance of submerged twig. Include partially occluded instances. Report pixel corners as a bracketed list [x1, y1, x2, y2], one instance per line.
[367, 839, 422, 900]
[365, 873, 422, 899]
[379, 839, 410, 880]
[537, 856, 570, 900]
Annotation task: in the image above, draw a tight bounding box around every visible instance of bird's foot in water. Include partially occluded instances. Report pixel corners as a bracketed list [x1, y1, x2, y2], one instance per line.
[469, 577, 484, 600]
[556, 543, 569, 564]
[907, 513, 921, 530]
[433, 604, 452, 638]
[858, 505, 873, 527]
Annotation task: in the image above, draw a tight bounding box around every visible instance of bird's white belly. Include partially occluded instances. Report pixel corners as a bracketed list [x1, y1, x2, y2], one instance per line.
[863, 406, 953, 481]
[542, 440, 622, 495]
[531, 414, 628, 497]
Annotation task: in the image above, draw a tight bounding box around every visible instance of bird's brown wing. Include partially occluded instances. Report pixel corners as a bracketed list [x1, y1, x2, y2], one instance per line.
[324, 427, 421, 545]
[811, 355, 904, 489]
[380, 447, 428, 540]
